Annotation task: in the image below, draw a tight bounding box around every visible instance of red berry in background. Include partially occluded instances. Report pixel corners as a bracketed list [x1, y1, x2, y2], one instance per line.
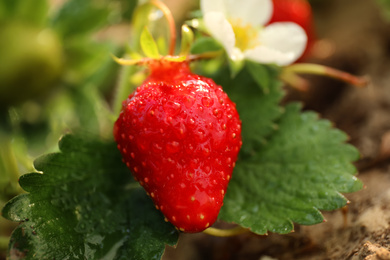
[268, 0, 315, 60]
[114, 60, 242, 233]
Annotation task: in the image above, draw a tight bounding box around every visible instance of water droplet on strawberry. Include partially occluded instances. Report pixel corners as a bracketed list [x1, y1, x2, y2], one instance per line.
[213, 109, 221, 118]
[201, 96, 214, 107]
[164, 100, 181, 116]
[184, 95, 195, 108]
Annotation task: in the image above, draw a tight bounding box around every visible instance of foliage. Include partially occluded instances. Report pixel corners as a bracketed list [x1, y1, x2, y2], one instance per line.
[2, 135, 178, 260]
[0, 0, 137, 256]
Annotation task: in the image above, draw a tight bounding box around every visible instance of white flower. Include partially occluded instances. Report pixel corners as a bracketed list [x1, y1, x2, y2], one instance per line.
[201, 0, 307, 66]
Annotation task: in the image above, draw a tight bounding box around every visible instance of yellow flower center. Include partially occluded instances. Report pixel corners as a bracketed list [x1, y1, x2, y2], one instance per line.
[230, 19, 260, 51]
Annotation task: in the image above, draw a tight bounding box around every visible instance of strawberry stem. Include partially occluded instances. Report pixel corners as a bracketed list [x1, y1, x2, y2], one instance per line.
[187, 50, 224, 61]
[203, 226, 250, 237]
[112, 63, 140, 115]
[279, 71, 310, 92]
[150, 0, 176, 56]
[282, 63, 369, 88]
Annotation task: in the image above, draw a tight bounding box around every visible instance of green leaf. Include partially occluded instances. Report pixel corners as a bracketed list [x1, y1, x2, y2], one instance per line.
[213, 66, 284, 156]
[64, 40, 118, 84]
[69, 84, 114, 138]
[190, 37, 224, 75]
[219, 103, 362, 234]
[51, 0, 113, 38]
[140, 27, 161, 59]
[2, 134, 178, 259]
[190, 37, 223, 54]
[130, 3, 172, 54]
[0, 0, 49, 26]
[116, 0, 139, 21]
[245, 61, 281, 93]
[228, 58, 245, 78]
[130, 4, 155, 50]
[179, 25, 194, 56]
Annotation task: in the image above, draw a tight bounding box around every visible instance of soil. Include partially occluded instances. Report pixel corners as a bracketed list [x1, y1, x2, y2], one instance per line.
[163, 0, 390, 259]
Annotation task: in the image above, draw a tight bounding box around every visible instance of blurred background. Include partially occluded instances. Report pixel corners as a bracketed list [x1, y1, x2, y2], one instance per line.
[0, 0, 138, 257]
[1, 0, 390, 259]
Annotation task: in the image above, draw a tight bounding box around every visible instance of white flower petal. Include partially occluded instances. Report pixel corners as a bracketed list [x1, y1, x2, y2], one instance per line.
[258, 22, 308, 65]
[223, 0, 273, 27]
[244, 45, 295, 66]
[201, 0, 226, 14]
[203, 12, 236, 56]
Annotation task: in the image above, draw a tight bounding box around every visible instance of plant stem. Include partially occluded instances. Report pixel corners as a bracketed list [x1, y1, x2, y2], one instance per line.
[150, 0, 176, 56]
[0, 139, 19, 183]
[187, 50, 224, 62]
[0, 111, 22, 197]
[0, 136, 23, 199]
[203, 226, 250, 237]
[282, 63, 369, 87]
[279, 71, 310, 91]
[112, 65, 138, 116]
[0, 236, 9, 251]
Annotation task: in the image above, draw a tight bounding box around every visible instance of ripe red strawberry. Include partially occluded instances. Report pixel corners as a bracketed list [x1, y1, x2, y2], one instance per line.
[113, 59, 242, 233]
[268, 0, 315, 60]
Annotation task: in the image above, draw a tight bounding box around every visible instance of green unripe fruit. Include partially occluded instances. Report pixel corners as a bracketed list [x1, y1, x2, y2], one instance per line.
[0, 22, 63, 107]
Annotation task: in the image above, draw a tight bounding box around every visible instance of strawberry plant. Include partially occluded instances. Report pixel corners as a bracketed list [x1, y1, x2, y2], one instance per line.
[1, 0, 368, 259]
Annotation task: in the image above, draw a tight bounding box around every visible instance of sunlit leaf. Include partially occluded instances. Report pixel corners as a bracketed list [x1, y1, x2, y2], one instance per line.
[140, 27, 161, 59]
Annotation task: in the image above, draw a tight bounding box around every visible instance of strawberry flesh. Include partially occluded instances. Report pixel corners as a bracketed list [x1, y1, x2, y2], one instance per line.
[114, 60, 242, 232]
